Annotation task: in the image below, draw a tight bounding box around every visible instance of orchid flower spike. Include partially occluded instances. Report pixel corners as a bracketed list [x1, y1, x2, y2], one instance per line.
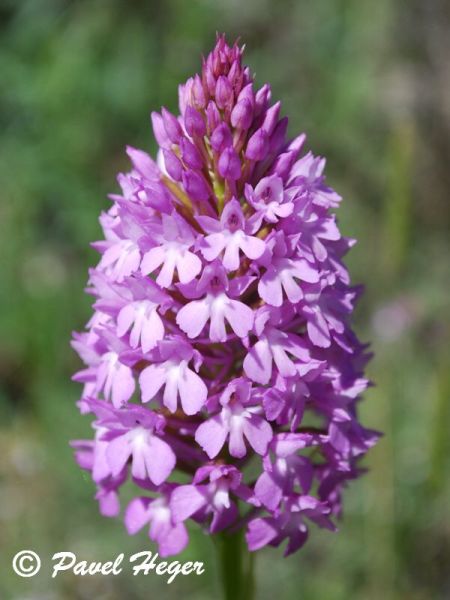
[72, 34, 378, 558]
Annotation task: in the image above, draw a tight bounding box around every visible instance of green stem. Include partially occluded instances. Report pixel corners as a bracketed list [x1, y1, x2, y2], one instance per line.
[215, 529, 255, 600]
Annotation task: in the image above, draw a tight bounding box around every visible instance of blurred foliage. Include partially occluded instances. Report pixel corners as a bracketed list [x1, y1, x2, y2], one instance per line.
[0, 0, 449, 599]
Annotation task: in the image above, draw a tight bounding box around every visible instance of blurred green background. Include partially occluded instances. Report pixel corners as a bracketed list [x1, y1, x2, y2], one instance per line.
[1, 0, 449, 598]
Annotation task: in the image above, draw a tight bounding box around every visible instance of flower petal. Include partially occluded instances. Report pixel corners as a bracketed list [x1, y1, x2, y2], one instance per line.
[124, 497, 151, 534]
[224, 299, 254, 338]
[179, 366, 208, 415]
[170, 485, 207, 522]
[176, 250, 202, 284]
[195, 415, 228, 459]
[139, 364, 166, 403]
[243, 340, 273, 384]
[176, 300, 210, 339]
[243, 415, 272, 456]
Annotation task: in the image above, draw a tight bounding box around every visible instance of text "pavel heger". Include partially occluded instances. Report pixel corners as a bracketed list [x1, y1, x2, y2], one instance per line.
[51, 551, 205, 584]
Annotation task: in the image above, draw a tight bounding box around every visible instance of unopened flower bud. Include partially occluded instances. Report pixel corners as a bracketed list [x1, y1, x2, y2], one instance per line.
[191, 74, 207, 109]
[184, 105, 206, 138]
[163, 149, 183, 181]
[262, 101, 281, 136]
[245, 128, 269, 161]
[182, 169, 210, 201]
[211, 123, 233, 153]
[218, 147, 241, 180]
[161, 107, 182, 143]
[231, 98, 253, 130]
[215, 75, 233, 109]
[205, 100, 221, 133]
[180, 138, 203, 170]
[255, 83, 271, 117]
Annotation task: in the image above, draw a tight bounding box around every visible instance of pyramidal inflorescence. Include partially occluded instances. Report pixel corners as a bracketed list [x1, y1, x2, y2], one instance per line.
[71, 34, 379, 557]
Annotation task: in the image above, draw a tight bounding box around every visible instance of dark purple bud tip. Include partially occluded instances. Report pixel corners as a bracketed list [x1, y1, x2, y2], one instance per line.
[182, 170, 210, 202]
[185, 106, 206, 138]
[210, 123, 233, 153]
[231, 98, 253, 130]
[245, 128, 269, 161]
[161, 107, 182, 144]
[262, 101, 281, 136]
[215, 75, 233, 109]
[191, 74, 207, 109]
[151, 111, 170, 148]
[180, 138, 203, 171]
[218, 147, 242, 181]
[163, 149, 183, 181]
[206, 101, 221, 133]
[255, 84, 271, 116]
